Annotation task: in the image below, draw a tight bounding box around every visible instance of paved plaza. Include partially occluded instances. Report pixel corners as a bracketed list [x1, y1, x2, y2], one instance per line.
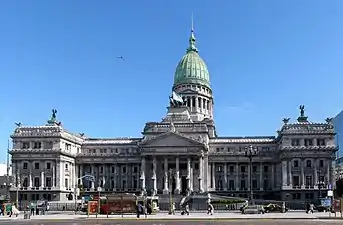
[0, 211, 341, 222]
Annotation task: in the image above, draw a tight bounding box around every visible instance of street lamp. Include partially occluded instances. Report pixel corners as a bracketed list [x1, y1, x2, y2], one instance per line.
[74, 174, 95, 215]
[317, 170, 325, 201]
[168, 168, 173, 215]
[245, 145, 258, 206]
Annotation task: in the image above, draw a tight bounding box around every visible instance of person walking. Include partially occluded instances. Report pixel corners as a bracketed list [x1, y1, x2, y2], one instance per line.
[207, 203, 214, 215]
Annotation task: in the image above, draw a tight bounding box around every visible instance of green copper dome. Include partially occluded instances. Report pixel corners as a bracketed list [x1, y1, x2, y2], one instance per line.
[173, 30, 210, 88]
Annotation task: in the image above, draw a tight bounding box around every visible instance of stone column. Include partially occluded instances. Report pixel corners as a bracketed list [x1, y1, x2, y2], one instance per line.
[140, 157, 146, 190]
[91, 165, 95, 189]
[55, 161, 60, 188]
[247, 164, 250, 189]
[281, 161, 287, 187]
[198, 156, 204, 193]
[271, 164, 275, 189]
[41, 172, 44, 187]
[29, 162, 33, 188]
[300, 159, 305, 188]
[235, 163, 239, 191]
[163, 158, 169, 194]
[326, 162, 330, 185]
[190, 161, 194, 192]
[211, 163, 216, 190]
[223, 163, 228, 191]
[288, 161, 292, 187]
[52, 165, 56, 187]
[187, 157, 191, 192]
[175, 157, 180, 194]
[152, 156, 157, 195]
[113, 164, 117, 190]
[79, 165, 83, 186]
[204, 155, 209, 192]
[314, 159, 318, 186]
[259, 163, 263, 190]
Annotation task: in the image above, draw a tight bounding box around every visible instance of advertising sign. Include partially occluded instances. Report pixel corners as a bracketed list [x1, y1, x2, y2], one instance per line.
[333, 199, 341, 212]
[87, 201, 98, 215]
[321, 198, 331, 207]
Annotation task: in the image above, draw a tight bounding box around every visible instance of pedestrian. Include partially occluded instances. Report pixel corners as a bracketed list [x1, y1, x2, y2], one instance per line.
[207, 203, 214, 215]
[171, 202, 175, 215]
[184, 203, 190, 215]
[30, 202, 35, 216]
[136, 202, 143, 218]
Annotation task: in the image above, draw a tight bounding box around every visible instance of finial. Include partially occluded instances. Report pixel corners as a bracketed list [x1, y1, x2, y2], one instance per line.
[187, 13, 198, 53]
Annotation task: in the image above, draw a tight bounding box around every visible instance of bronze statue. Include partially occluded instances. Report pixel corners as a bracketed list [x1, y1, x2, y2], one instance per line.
[299, 105, 305, 117]
[325, 117, 333, 124]
[47, 109, 58, 124]
[282, 118, 290, 124]
[15, 122, 22, 128]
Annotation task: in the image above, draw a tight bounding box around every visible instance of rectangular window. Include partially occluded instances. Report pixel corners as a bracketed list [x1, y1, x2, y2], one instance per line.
[252, 166, 257, 173]
[317, 139, 326, 146]
[34, 163, 39, 170]
[291, 139, 300, 146]
[229, 166, 234, 173]
[46, 177, 52, 187]
[240, 166, 246, 173]
[252, 179, 258, 189]
[34, 177, 40, 187]
[293, 160, 299, 167]
[229, 180, 235, 189]
[306, 160, 312, 167]
[240, 180, 246, 189]
[304, 139, 313, 146]
[46, 163, 51, 170]
[319, 160, 324, 167]
[22, 142, 30, 149]
[33, 142, 41, 149]
[23, 162, 28, 170]
[65, 178, 69, 188]
[263, 166, 269, 172]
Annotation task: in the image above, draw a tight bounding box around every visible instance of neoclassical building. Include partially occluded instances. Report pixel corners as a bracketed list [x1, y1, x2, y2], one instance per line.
[10, 29, 337, 204]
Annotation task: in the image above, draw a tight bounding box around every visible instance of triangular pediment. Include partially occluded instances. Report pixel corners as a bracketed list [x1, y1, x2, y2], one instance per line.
[140, 132, 204, 148]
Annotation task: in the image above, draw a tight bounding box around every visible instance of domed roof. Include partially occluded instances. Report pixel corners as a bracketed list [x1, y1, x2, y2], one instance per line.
[173, 30, 210, 88]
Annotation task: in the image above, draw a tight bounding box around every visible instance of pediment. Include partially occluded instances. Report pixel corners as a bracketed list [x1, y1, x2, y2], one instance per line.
[140, 132, 204, 148]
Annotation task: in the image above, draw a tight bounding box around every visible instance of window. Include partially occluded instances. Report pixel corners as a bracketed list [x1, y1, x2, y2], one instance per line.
[65, 143, 71, 151]
[22, 142, 30, 149]
[304, 139, 313, 146]
[33, 142, 41, 149]
[240, 166, 246, 173]
[240, 180, 246, 189]
[133, 176, 137, 188]
[291, 139, 300, 146]
[46, 163, 51, 170]
[217, 166, 222, 172]
[229, 180, 235, 189]
[23, 178, 28, 187]
[34, 163, 39, 170]
[122, 166, 126, 174]
[229, 166, 234, 173]
[100, 167, 104, 173]
[319, 160, 324, 168]
[133, 166, 138, 173]
[111, 167, 115, 173]
[305, 176, 312, 186]
[319, 176, 325, 183]
[252, 179, 258, 189]
[292, 176, 300, 186]
[216, 148, 220, 152]
[34, 177, 40, 187]
[65, 164, 68, 170]
[263, 166, 269, 172]
[306, 160, 312, 167]
[263, 179, 269, 190]
[293, 160, 299, 168]
[65, 178, 69, 188]
[252, 166, 257, 173]
[292, 193, 301, 200]
[317, 139, 326, 146]
[23, 162, 28, 170]
[46, 177, 52, 187]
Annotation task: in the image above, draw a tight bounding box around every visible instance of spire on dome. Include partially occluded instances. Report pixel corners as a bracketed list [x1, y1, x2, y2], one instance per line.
[187, 13, 198, 53]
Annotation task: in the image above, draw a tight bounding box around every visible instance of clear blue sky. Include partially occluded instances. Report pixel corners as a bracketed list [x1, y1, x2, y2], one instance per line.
[0, 0, 342, 161]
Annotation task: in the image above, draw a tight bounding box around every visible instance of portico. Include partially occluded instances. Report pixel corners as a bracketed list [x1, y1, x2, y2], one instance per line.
[140, 154, 207, 195]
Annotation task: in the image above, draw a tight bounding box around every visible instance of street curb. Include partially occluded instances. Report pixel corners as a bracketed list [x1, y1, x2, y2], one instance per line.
[26, 217, 343, 221]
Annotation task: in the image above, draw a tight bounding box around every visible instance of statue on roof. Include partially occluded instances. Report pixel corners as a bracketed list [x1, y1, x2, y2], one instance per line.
[47, 109, 58, 125]
[169, 91, 186, 108]
[297, 105, 308, 122]
[300, 105, 305, 117]
[282, 118, 290, 125]
[325, 117, 333, 124]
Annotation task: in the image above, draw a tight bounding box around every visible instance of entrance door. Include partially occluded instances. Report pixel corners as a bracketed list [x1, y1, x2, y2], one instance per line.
[181, 176, 187, 195]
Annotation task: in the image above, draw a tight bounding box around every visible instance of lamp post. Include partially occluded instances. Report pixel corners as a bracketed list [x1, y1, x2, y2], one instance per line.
[74, 174, 94, 215]
[168, 168, 173, 215]
[245, 145, 258, 205]
[317, 170, 325, 202]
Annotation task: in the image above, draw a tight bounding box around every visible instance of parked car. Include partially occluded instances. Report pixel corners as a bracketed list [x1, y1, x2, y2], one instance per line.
[242, 205, 265, 214]
[264, 203, 288, 213]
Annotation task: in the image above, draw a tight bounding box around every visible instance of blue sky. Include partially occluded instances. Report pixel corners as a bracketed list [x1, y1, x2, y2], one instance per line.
[0, 0, 342, 161]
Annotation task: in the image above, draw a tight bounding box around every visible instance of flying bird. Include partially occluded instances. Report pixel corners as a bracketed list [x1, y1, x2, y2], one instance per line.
[117, 56, 125, 61]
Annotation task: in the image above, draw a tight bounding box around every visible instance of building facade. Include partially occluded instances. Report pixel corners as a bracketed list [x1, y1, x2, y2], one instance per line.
[9, 29, 337, 204]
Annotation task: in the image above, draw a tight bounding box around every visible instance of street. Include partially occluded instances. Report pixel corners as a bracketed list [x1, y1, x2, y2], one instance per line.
[0, 219, 342, 225]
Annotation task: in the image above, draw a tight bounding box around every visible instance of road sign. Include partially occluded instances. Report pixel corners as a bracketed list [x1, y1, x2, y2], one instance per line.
[84, 174, 95, 182]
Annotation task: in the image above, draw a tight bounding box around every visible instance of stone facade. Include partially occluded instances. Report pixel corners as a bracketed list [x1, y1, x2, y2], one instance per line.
[9, 106, 337, 203]
[8, 29, 337, 204]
